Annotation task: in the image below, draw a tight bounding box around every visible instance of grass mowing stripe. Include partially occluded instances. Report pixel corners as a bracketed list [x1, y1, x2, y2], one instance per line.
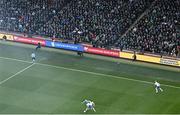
[0, 63, 35, 85]
[37, 63, 180, 89]
[0, 56, 180, 89]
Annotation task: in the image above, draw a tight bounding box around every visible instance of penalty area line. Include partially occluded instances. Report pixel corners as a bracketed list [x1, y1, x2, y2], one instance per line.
[0, 56, 180, 89]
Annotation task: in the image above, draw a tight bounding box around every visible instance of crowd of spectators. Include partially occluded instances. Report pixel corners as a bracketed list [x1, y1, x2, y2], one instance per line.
[0, 0, 69, 34]
[0, 0, 179, 57]
[38, 0, 153, 47]
[117, 0, 180, 56]
[0, 0, 153, 43]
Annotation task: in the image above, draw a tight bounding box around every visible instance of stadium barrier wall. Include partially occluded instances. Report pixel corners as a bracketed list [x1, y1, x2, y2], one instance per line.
[84, 46, 120, 57]
[13, 36, 46, 46]
[45, 40, 84, 51]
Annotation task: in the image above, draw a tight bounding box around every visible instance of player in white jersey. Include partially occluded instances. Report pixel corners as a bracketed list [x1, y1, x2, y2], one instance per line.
[82, 99, 96, 113]
[154, 81, 163, 93]
[82, 99, 91, 105]
[31, 52, 36, 63]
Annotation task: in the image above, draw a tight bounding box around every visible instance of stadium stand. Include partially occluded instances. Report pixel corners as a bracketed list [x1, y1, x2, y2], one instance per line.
[0, 0, 179, 56]
[0, 0, 69, 34]
[38, 0, 154, 46]
[118, 0, 180, 56]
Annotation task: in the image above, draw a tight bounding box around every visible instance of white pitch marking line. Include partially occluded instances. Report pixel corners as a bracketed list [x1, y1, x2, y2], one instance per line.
[0, 63, 35, 85]
[0, 57, 31, 64]
[0, 56, 180, 89]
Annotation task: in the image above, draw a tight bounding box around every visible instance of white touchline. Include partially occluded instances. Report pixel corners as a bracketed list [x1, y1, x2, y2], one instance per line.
[0, 63, 35, 85]
[0, 56, 180, 89]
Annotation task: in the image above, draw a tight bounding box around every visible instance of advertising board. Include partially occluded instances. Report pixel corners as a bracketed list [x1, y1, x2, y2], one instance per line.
[84, 46, 119, 57]
[160, 58, 179, 66]
[45, 40, 84, 51]
[13, 36, 46, 46]
[0, 34, 13, 41]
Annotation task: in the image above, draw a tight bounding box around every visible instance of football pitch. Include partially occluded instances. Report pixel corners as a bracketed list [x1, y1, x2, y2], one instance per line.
[0, 41, 180, 114]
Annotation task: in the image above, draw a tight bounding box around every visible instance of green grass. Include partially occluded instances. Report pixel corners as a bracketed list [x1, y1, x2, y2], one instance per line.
[0, 41, 180, 114]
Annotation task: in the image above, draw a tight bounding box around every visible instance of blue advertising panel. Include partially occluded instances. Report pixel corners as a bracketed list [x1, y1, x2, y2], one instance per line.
[45, 40, 84, 51]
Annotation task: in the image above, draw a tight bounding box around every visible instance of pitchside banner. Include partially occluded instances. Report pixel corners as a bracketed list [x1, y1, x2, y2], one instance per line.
[13, 36, 46, 46]
[0, 33, 13, 41]
[136, 54, 161, 64]
[160, 58, 180, 66]
[45, 40, 84, 51]
[120, 52, 133, 59]
[84, 46, 120, 57]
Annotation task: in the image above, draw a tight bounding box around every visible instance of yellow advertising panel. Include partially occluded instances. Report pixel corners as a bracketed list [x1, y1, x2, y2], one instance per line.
[120, 52, 160, 64]
[0, 34, 3, 40]
[120, 51, 180, 67]
[0, 33, 14, 41]
[136, 54, 160, 64]
[120, 52, 133, 59]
